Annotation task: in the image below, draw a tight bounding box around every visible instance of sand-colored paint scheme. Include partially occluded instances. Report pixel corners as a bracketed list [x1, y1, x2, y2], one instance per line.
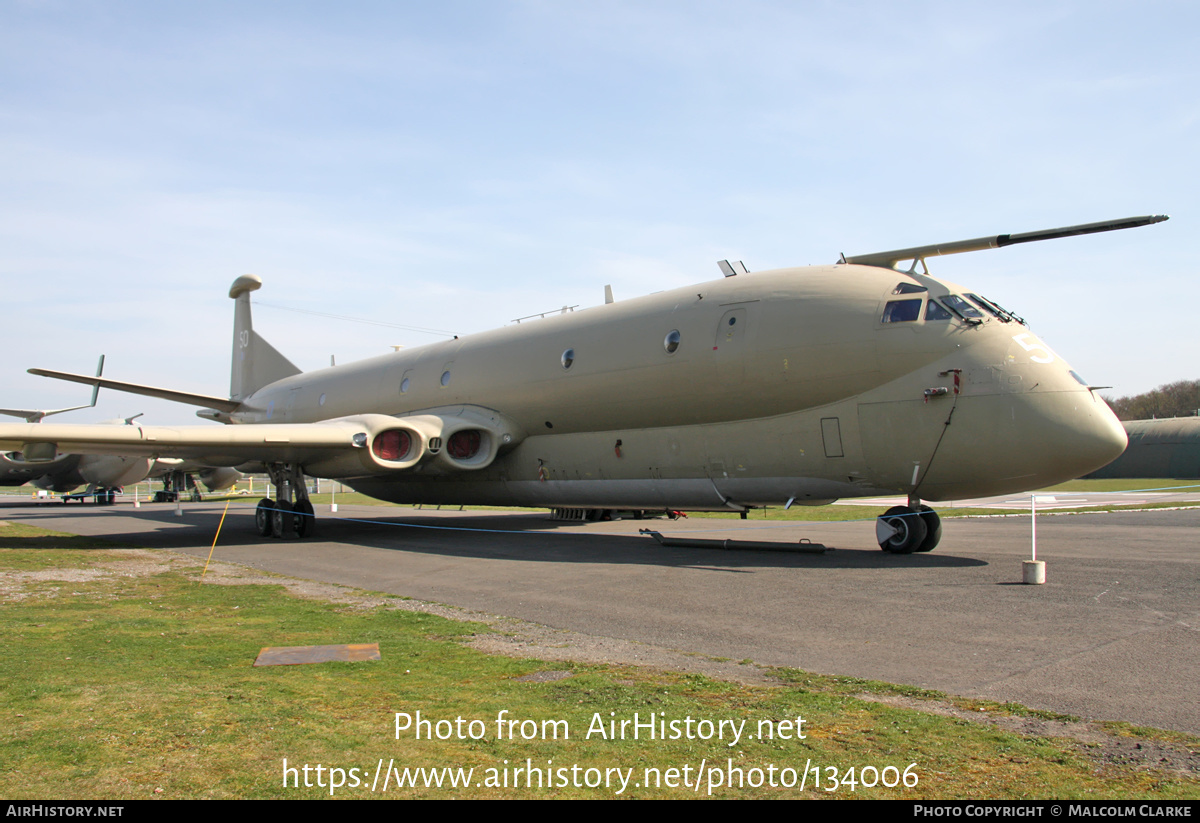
[1, 217, 1166, 552]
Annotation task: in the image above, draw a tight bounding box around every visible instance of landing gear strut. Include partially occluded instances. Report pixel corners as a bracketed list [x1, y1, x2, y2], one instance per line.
[154, 471, 200, 503]
[875, 497, 942, 554]
[254, 463, 315, 539]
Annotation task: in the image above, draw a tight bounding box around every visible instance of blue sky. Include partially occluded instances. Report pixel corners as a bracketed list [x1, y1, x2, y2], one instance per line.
[2, 1, 1196, 425]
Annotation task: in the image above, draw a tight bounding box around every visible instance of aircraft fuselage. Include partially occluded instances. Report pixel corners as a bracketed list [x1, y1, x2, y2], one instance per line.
[231, 263, 1126, 510]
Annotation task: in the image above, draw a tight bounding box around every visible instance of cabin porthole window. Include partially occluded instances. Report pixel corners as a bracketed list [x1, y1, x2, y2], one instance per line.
[400, 377, 410, 393]
[664, 329, 681, 354]
[319, 393, 326, 406]
[561, 348, 575, 369]
[440, 371, 451, 387]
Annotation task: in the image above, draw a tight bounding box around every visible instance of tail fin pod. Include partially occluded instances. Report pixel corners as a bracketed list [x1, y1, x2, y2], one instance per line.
[229, 275, 301, 402]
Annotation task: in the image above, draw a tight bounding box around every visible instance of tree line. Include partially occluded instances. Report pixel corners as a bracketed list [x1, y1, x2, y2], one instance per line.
[1103, 379, 1200, 421]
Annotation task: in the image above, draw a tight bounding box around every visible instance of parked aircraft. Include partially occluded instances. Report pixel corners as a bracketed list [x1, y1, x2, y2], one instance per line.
[0, 420, 153, 502]
[0, 356, 105, 423]
[0, 216, 1165, 551]
[1085, 417, 1200, 479]
[148, 459, 243, 502]
[0, 358, 152, 501]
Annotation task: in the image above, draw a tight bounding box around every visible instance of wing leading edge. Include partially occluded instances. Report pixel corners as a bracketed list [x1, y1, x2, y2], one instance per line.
[0, 419, 370, 468]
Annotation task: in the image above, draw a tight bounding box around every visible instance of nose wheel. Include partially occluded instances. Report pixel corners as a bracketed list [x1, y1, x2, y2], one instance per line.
[876, 504, 942, 553]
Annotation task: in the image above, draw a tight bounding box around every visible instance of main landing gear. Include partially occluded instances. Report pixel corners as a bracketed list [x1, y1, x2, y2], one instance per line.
[875, 498, 941, 554]
[153, 470, 202, 503]
[254, 463, 315, 540]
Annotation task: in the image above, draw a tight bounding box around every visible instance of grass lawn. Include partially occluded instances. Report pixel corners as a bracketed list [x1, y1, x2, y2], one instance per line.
[0, 523, 1196, 800]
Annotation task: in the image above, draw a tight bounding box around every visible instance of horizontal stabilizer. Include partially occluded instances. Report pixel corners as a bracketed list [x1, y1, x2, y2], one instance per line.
[842, 214, 1169, 269]
[28, 370, 241, 414]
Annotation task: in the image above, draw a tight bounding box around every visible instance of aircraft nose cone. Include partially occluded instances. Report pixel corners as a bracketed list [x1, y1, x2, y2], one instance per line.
[915, 388, 1130, 501]
[1054, 395, 1129, 478]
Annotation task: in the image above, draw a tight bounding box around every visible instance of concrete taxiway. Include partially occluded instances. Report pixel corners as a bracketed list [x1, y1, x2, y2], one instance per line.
[3, 499, 1197, 734]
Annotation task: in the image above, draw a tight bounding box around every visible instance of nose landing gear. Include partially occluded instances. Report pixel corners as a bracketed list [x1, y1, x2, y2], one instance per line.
[876, 499, 942, 553]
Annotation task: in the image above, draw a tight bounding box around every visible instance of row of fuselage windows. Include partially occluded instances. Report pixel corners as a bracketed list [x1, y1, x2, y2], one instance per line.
[881, 291, 1018, 325]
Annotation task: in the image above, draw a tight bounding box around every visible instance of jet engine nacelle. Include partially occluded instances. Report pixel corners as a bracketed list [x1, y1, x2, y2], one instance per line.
[0, 451, 76, 485]
[304, 407, 523, 478]
[78, 454, 154, 488]
[197, 466, 243, 491]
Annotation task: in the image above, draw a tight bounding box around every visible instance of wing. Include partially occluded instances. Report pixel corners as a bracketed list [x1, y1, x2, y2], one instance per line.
[0, 407, 523, 478]
[0, 419, 368, 466]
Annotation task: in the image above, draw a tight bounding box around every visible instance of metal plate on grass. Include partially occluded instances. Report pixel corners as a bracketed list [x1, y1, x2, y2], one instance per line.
[254, 643, 381, 666]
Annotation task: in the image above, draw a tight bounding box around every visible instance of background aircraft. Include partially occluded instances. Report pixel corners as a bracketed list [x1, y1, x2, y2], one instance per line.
[0, 359, 239, 501]
[0, 217, 1159, 552]
[0, 357, 105, 424]
[0, 358, 149, 502]
[147, 459, 243, 502]
[0, 420, 153, 502]
[1085, 418, 1200, 480]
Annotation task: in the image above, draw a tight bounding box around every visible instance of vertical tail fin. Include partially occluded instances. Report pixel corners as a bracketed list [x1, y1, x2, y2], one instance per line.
[229, 275, 301, 402]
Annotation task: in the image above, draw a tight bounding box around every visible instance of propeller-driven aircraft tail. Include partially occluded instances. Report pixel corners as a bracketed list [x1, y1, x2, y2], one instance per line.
[0, 355, 106, 422]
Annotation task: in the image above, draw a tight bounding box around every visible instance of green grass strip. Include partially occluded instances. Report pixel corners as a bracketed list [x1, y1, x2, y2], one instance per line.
[1, 524, 1196, 799]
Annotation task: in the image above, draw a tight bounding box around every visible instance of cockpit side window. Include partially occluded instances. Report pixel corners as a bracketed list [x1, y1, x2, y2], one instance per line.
[892, 282, 928, 295]
[925, 299, 953, 321]
[882, 299, 922, 323]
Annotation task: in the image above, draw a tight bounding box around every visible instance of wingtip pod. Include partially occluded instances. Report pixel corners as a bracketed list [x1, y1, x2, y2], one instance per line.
[229, 274, 263, 299]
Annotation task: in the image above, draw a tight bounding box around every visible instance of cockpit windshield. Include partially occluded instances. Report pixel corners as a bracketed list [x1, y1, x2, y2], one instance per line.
[965, 293, 1025, 325]
[940, 295, 985, 320]
[881, 287, 1027, 327]
[925, 299, 953, 321]
[881, 299, 922, 323]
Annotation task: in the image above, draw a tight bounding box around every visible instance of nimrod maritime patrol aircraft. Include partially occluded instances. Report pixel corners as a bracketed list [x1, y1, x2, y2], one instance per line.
[0, 216, 1165, 552]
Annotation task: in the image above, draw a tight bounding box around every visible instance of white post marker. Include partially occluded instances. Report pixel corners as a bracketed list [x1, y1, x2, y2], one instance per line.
[175, 498, 183, 518]
[331, 482, 338, 513]
[1023, 494, 1051, 584]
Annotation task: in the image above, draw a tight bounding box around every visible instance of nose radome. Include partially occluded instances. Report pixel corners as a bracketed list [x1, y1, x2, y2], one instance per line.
[1080, 398, 1129, 469]
[1050, 394, 1128, 479]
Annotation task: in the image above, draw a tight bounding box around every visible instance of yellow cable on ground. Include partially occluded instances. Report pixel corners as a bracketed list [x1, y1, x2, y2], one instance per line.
[201, 501, 231, 581]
